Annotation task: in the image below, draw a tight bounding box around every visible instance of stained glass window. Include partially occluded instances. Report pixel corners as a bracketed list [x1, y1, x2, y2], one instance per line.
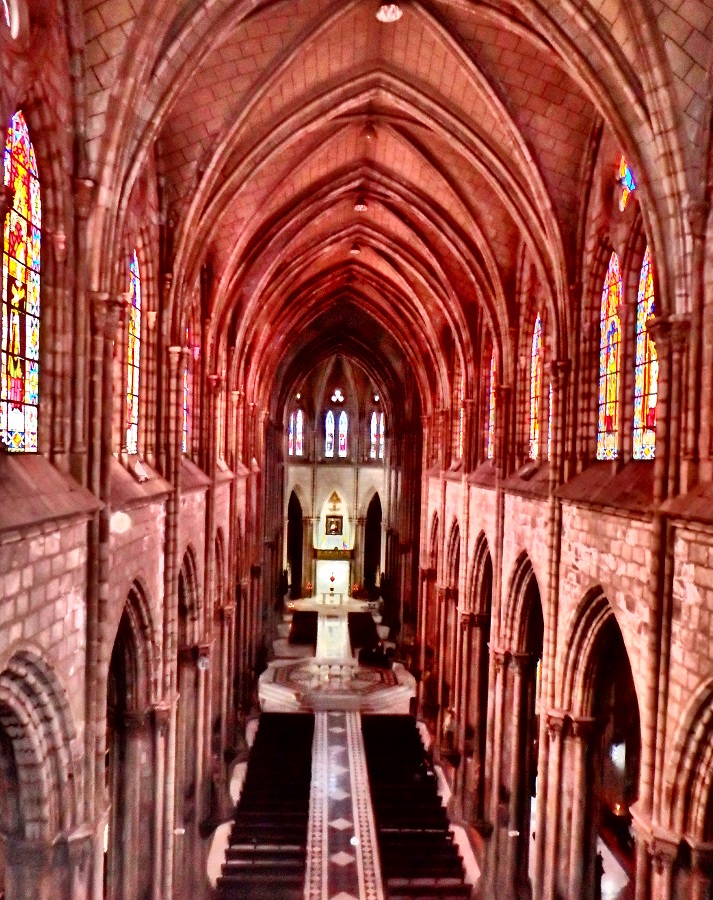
[125, 250, 141, 454]
[338, 411, 348, 458]
[618, 156, 636, 211]
[597, 252, 621, 460]
[370, 411, 377, 459]
[325, 410, 335, 457]
[633, 246, 658, 459]
[295, 409, 303, 456]
[378, 412, 385, 460]
[529, 313, 542, 460]
[486, 351, 495, 460]
[547, 383, 553, 461]
[2, 111, 40, 452]
[2, 1, 10, 28]
[452, 359, 464, 460]
[182, 366, 189, 453]
[288, 412, 294, 456]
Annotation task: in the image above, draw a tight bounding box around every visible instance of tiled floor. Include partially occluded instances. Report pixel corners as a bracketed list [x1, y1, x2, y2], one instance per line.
[305, 711, 385, 900]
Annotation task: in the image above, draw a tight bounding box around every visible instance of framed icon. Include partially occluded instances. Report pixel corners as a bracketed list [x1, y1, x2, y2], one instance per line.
[326, 515, 343, 536]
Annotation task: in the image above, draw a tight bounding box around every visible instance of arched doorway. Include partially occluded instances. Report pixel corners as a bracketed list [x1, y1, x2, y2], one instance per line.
[363, 493, 382, 592]
[492, 559, 544, 899]
[0, 727, 21, 897]
[562, 593, 641, 900]
[105, 587, 154, 900]
[287, 491, 303, 599]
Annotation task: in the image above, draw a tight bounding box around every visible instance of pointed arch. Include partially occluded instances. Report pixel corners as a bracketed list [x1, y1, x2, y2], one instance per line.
[338, 410, 348, 458]
[503, 552, 543, 653]
[178, 545, 201, 648]
[325, 409, 335, 457]
[665, 679, 713, 840]
[0, 649, 79, 840]
[467, 531, 493, 616]
[446, 520, 461, 589]
[429, 512, 440, 572]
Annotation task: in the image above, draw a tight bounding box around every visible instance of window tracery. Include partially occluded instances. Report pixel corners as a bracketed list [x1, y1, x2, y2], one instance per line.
[633, 246, 658, 460]
[597, 252, 621, 460]
[325, 410, 335, 458]
[529, 313, 542, 460]
[486, 351, 495, 461]
[2, 111, 40, 452]
[125, 250, 141, 455]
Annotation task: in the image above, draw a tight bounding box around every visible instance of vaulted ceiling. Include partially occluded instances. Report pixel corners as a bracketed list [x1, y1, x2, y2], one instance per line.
[81, 0, 708, 423]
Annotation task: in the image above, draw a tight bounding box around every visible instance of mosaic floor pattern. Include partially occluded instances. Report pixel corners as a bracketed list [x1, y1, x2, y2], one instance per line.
[305, 711, 385, 900]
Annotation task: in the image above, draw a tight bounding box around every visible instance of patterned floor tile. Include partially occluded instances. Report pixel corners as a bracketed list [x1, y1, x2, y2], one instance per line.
[329, 787, 349, 801]
[329, 893, 359, 900]
[329, 726, 346, 734]
[330, 851, 355, 866]
[329, 817, 353, 830]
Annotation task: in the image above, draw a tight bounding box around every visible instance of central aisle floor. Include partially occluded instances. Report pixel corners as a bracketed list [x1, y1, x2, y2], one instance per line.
[305, 711, 385, 900]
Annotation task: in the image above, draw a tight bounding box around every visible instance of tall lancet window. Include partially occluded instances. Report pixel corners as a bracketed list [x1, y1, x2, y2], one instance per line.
[370, 411, 378, 459]
[338, 411, 348, 458]
[529, 313, 542, 460]
[182, 366, 189, 453]
[633, 247, 658, 460]
[378, 412, 385, 460]
[126, 250, 141, 455]
[452, 358, 464, 460]
[325, 410, 335, 458]
[288, 413, 294, 455]
[486, 351, 495, 460]
[295, 409, 303, 456]
[597, 252, 621, 460]
[2, 111, 41, 452]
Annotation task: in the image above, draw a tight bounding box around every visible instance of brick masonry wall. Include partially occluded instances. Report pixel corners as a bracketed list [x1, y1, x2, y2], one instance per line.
[0, 519, 89, 740]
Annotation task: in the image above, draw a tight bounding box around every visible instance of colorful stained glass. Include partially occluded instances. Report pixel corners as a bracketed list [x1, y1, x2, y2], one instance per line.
[379, 412, 384, 460]
[486, 351, 495, 460]
[295, 409, 303, 456]
[618, 156, 636, 211]
[2, 1, 9, 28]
[125, 250, 141, 455]
[370, 410, 377, 459]
[2, 111, 40, 452]
[338, 411, 348, 458]
[325, 410, 335, 458]
[529, 314, 542, 460]
[597, 252, 621, 460]
[633, 246, 658, 459]
[452, 360, 464, 460]
[288, 412, 294, 456]
[182, 366, 189, 454]
[547, 383, 553, 461]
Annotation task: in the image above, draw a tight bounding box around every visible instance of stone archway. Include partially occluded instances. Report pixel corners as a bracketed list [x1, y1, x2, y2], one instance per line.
[363, 492, 382, 593]
[287, 491, 303, 599]
[105, 583, 157, 900]
[559, 591, 641, 900]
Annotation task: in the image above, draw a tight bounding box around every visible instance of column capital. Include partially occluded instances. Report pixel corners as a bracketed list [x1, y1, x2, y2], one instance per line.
[491, 647, 509, 670]
[208, 372, 224, 392]
[151, 702, 172, 733]
[569, 715, 597, 743]
[510, 651, 536, 673]
[545, 709, 568, 739]
[651, 835, 679, 873]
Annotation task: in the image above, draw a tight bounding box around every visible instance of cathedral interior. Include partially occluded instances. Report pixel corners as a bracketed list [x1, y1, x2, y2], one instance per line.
[2, 0, 713, 898]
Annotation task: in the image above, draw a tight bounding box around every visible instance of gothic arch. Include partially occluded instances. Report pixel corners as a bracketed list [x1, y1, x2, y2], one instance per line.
[0, 648, 79, 841]
[179, 544, 201, 647]
[665, 678, 713, 840]
[428, 512, 440, 572]
[215, 527, 226, 610]
[467, 532, 493, 616]
[445, 520, 460, 590]
[503, 552, 541, 652]
[110, 579, 159, 712]
[560, 586, 617, 714]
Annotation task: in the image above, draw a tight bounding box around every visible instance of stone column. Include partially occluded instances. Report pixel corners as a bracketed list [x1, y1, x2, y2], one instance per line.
[542, 711, 567, 900]
[652, 839, 678, 900]
[465, 613, 489, 825]
[690, 846, 713, 900]
[434, 587, 448, 759]
[503, 654, 529, 895]
[485, 648, 509, 890]
[150, 704, 170, 900]
[453, 611, 471, 809]
[567, 716, 596, 899]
